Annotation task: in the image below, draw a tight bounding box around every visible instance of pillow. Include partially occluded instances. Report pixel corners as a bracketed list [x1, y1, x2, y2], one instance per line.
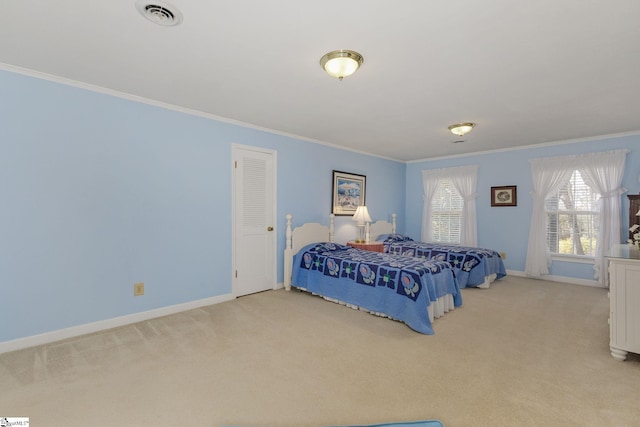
[305, 242, 349, 253]
[376, 233, 414, 242]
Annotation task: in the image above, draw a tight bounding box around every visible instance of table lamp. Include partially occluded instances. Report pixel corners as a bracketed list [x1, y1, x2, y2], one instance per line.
[352, 206, 372, 243]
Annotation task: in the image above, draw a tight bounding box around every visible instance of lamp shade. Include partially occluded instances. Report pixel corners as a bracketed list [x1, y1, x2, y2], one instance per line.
[352, 206, 372, 225]
[320, 50, 364, 80]
[636, 208, 640, 216]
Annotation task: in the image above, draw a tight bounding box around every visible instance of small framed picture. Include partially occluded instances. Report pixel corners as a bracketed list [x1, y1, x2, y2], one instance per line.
[332, 170, 366, 215]
[491, 186, 517, 207]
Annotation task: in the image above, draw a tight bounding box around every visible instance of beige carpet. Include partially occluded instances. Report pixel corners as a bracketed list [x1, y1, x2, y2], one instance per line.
[1, 276, 639, 427]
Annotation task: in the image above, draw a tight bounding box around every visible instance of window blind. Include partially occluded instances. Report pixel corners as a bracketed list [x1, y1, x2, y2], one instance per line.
[431, 179, 463, 244]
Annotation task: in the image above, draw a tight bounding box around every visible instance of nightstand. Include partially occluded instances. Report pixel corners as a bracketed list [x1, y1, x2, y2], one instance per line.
[347, 241, 385, 253]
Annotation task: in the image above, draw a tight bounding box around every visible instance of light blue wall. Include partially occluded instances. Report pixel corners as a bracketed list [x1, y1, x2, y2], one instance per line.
[406, 136, 640, 279]
[3, 67, 637, 344]
[0, 70, 405, 342]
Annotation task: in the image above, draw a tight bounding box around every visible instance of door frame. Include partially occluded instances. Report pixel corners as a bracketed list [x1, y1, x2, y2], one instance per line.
[231, 143, 278, 297]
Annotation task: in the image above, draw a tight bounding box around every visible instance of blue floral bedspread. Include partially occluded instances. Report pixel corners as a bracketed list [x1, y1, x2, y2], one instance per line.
[381, 239, 506, 288]
[291, 242, 462, 335]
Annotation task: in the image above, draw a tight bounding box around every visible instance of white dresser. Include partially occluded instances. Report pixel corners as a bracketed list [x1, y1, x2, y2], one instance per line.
[607, 244, 640, 361]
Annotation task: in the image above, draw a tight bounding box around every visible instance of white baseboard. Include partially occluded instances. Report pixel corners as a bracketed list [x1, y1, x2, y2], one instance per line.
[0, 293, 235, 354]
[1, 272, 603, 354]
[506, 269, 603, 288]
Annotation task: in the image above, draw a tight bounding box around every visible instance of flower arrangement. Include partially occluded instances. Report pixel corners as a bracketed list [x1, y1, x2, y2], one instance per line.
[630, 224, 640, 250]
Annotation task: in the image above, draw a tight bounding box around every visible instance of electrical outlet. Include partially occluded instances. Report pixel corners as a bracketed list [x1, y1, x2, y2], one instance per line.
[134, 282, 145, 296]
[500, 252, 506, 259]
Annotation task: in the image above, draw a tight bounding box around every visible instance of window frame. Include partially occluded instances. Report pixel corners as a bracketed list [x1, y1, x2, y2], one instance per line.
[544, 170, 598, 261]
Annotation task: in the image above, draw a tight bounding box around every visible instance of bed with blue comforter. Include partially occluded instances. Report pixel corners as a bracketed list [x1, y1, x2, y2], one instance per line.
[377, 234, 506, 289]
[291, 242, 462, 335]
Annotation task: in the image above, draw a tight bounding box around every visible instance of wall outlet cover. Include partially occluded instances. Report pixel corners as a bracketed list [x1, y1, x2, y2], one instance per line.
[134, 282, 145, 296]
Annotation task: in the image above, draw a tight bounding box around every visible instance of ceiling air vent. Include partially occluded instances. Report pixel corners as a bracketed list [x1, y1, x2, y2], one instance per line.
[135, 0, 183, 26]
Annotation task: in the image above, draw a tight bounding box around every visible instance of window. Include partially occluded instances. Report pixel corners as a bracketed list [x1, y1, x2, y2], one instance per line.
[431, 179, 463, 243]
[422, 165, 478, 246]
[545, 170, 599, 257]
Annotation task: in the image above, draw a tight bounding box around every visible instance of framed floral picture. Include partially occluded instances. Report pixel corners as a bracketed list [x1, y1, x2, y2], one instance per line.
[491, 186, 517, 207]
[332, 170, 366, 215]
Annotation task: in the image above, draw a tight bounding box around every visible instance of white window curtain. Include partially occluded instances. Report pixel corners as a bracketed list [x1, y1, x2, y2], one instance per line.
[576, 149, 628, 284]
[421, 169, 446, 242]
[525, 149, 628, 283]
[449, 165, 479, 246]
[525, 158, 572, 277]
[421, 165, 478, 245]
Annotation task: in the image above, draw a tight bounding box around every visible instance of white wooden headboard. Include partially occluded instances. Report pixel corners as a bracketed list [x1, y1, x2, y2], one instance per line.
[283, 214, 334, 290]
[369, 213, 397, 241]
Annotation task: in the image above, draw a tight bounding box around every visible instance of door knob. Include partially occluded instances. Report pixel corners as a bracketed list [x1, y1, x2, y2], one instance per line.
[267, 226, 274, 231]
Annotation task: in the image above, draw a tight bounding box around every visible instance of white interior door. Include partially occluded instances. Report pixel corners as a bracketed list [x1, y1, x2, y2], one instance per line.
[232, 145, 276, 297]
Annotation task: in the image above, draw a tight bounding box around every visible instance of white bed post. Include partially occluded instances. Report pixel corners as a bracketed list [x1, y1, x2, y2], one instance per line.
[284, 214, 293, 291]
[391, 213, 397, 234]
[329, 214, 335, 243]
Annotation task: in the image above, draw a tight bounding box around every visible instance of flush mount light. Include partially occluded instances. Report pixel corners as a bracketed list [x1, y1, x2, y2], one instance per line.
[135, 0, 183, 26]
[448, 122, 476, 137]
[320, 50, 364, 80]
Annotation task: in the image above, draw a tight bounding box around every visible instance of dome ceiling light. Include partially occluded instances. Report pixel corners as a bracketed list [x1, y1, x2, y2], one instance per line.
[448, 123, 476, 137]
[320, 50, 364, 81]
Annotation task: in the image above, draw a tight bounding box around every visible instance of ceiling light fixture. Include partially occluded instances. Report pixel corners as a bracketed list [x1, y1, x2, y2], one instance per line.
[320, 50, 364, 81]
[448, 123, 476, 137]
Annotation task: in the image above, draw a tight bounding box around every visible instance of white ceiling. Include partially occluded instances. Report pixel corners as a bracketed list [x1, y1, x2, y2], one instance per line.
[2, 0, 639, 161]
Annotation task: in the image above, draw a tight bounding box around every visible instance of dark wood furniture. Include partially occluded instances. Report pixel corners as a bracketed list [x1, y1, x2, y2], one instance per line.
[629, 194, 640, 241]
[347, 241, 385, 253]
